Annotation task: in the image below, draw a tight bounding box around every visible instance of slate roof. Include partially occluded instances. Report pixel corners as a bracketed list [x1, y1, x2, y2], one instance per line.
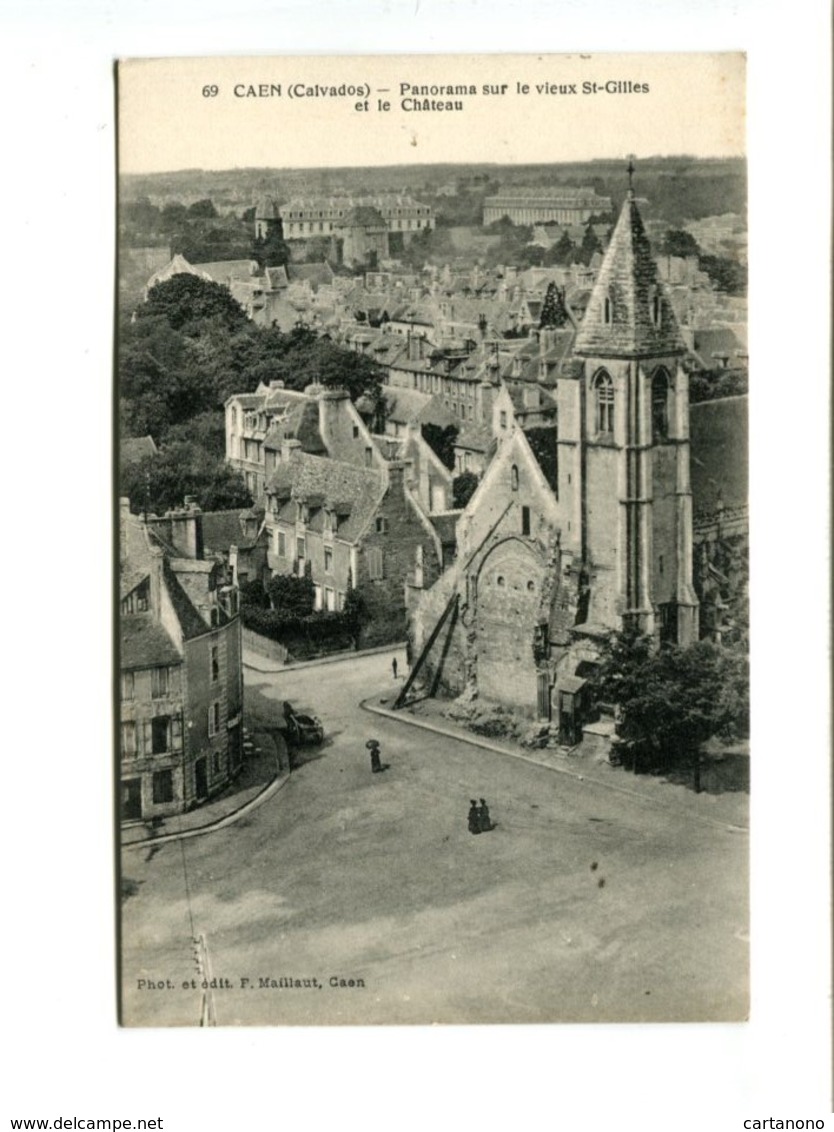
[265, 452, 385, 543]
[265, 266, 289, 289]
[383, 388, 456, 430]
[574, 192, 685, 358]
[689, 395, 748, 518]
[193, 259, 259, 283]
[121, 617, 182, 670]
[201, 510, 258, 552]
[255, 197, 280, 220]
[455, 424, 492, 452]
[162, 560, 212, 640]
[691, 327, 747, 368]
[524, 426, 559, 492]
[120, 512, 155, 600]
[287, 262, 335, 289]
[430, 512, 461, 544]
[263, 401, 326, 454]
[340, 204, 386, 227]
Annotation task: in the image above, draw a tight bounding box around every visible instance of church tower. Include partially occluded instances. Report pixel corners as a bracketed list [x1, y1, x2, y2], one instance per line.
[567, 165, 698, 645]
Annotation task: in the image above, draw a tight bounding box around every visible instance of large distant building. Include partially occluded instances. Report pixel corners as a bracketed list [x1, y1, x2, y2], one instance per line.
[483, 188, 612, 227]
[278, 195, 434, 240]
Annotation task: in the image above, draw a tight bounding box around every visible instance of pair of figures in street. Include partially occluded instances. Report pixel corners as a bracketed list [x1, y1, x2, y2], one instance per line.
[468, 798, 493, 835]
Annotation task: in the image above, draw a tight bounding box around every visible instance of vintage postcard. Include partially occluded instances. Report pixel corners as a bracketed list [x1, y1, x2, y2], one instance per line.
[117, 52, 749, 1027]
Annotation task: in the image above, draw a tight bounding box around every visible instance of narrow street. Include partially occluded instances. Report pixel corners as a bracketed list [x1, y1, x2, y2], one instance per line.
[121, 649, 748, 1026]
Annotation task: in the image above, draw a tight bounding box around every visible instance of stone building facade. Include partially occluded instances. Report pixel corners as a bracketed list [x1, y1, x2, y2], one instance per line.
[119, 500, 243, 822]
[278, 194, 434, 241]
[483, 188, 612, 226]
[263, 449, 442, 647]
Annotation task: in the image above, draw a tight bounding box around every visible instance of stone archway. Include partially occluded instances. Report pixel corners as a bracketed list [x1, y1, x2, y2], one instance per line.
[475, 539, 546, 715]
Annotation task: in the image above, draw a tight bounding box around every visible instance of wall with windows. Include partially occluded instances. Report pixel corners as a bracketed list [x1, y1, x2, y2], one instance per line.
[181, 621, 243, 809]
[353, 472, 442, 647]
[119, 661, 187, 819]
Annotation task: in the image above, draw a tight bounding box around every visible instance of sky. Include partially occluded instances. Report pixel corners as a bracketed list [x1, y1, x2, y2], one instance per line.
[118, 53, 746, 175]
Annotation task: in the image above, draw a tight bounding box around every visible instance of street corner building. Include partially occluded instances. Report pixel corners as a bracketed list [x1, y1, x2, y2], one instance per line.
[118, 498, 244, 822]
[407, 188, 699, 728]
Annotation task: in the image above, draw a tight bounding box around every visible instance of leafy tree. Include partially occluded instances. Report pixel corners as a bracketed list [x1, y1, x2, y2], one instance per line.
[689, 367, 749, 404]
[341, 587, 366, 635]
[578, 221, 603, 265]
[239, 578, 270, 609]
[268, 573, 315, 618]
[539, 282, 570, 329]
[253, 227, 292, 269]
[591, 628, 749, 787]
[139, 274, 249, 334]
[659, 228, 701, 258]
[160, 201, 189, 231]
[698, 254, 747, 295]
[452, 471, 479, 508]
[120, 444, 252, 516]
[421, 423, 459, 471]
[547, 230, 576, 266]
[187, 198, 218, 219]
[165, 410, 227, 457]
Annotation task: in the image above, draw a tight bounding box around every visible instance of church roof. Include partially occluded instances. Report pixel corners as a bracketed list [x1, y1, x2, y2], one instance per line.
[255, 197, 279, 220]
[574, 191, 685, 359]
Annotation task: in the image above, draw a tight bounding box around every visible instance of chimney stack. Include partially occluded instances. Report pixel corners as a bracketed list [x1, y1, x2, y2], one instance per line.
[281, 437, 302, 464]
[169, 500, 204, 560]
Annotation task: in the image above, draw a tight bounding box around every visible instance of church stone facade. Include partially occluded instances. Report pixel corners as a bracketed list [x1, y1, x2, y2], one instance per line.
[407, 186, 699, 722]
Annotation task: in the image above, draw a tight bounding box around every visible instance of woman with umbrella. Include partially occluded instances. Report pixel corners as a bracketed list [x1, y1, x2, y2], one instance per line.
[366, 738, 384, 773]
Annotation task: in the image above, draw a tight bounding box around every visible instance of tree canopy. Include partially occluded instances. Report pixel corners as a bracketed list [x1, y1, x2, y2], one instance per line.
[120, 444, 252, 516]
[591, 628, 749, 768]
[452, 471, 480, 508]
[139, 274, 250, 334]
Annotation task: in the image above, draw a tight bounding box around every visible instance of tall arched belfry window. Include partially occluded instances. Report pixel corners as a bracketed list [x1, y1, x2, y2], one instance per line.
[652, 369, 670, 442]
[594, 370, 615, 435]
[511, 464, 519, 491]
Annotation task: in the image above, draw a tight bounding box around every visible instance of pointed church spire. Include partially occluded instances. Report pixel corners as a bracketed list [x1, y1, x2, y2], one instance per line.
[626, 157, 636, 199]
[573, 169, 685, 359]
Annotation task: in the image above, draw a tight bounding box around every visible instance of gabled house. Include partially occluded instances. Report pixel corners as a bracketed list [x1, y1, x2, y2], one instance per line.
[119, 499, 243, 822]
[263, 445, 442, 647]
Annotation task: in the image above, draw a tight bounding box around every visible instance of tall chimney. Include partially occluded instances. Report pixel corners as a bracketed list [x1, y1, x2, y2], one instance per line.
[169, 501, 203, 560]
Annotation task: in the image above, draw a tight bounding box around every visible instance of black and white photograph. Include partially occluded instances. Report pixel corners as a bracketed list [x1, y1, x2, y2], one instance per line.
[117, 53, 751, 1027]
[4, 0, 832, 1121]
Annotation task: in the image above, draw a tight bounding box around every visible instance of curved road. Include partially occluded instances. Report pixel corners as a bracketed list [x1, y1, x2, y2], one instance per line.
[120, 648, 748, 1026]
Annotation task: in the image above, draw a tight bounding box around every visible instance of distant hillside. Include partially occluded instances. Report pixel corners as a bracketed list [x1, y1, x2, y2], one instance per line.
[120, 157, 746, 228]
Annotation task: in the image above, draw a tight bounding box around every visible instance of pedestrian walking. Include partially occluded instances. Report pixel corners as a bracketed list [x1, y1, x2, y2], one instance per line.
[366, 738, 388, 774]
[478, 798, 493, 833]
[468, 799, 481, 835]
[392, 656, 398, 680]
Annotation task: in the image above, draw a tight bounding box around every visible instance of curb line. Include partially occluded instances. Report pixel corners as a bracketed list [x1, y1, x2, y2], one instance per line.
[244, 641, 406, 675]
[122, 771, 291, 850]
[361, 698, 748, 836]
